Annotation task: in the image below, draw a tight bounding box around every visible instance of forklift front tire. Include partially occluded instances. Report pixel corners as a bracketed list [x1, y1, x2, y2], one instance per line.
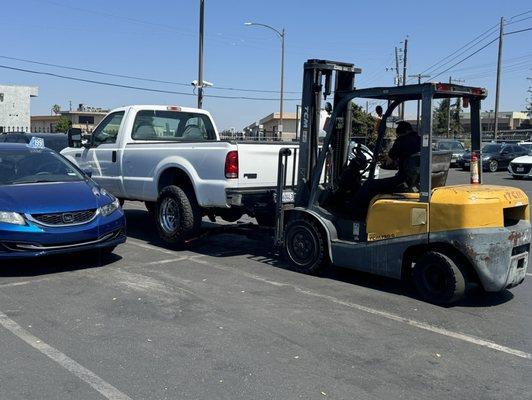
[284, 219, 328, 274]
[412, 251, 466, 305]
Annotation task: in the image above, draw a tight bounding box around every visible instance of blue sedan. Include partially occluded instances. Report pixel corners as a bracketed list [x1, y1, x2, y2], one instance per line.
[0, 143, 126, 259]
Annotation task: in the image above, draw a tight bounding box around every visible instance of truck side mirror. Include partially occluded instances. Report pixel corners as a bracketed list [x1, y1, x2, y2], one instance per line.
[67, 128, 83, 148]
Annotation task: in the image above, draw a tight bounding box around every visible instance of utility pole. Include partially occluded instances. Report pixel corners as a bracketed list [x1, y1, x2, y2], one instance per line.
[197, 0, 205, 109]
[493, 16, 504, 141]
[446, 77, 465, 137]
[408, 73, 430, 130]
[394, 46, 401, 117]
[400, 38, 408, 120]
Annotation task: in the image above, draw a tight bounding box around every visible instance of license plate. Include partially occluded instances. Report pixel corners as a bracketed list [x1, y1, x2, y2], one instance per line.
[464, 162, 470, 167]
[516, 167, 524, 172]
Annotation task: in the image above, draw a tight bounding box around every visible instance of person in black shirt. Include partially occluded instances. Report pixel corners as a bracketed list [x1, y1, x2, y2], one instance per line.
[352, 121, 421, 218]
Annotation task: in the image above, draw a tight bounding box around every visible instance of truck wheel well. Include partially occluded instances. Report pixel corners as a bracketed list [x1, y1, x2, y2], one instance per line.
[158, 168, 194, 196]
[402, 242, 480, 284]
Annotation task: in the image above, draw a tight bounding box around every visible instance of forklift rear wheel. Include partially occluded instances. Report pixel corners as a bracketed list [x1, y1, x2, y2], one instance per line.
[284, 219, 327, 274]
[412, 251, 466, 305]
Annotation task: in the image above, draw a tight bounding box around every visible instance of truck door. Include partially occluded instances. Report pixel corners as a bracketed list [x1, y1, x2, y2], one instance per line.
[85, 111, 125, 196]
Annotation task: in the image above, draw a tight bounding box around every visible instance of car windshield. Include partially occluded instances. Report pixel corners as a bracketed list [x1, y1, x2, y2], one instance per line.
[437, 142, 463, 151]
[0, 148, 84, 185]
[483, 144, 501, 153]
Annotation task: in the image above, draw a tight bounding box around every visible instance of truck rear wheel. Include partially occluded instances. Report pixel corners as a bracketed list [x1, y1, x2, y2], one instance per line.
[284, 219, 328, 274]
[412, 251, 466, 305]
[156, 185, 201, 245]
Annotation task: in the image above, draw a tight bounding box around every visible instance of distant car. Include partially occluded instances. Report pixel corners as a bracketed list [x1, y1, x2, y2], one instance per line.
[434, 139, 466, 166]
[0, 143, 126, 259]
[508, 152, 532, 179]
[0, 132, 68, 152]
[459, 143, 529, 172]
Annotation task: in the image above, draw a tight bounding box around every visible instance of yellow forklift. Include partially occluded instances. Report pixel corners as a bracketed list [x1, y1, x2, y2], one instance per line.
[274, 59, 530, 304]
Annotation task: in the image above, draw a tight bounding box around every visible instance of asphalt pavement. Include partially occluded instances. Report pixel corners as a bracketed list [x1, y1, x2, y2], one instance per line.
[0, 169, 530, 399]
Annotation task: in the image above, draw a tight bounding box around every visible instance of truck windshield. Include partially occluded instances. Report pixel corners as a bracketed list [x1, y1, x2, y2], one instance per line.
[0, 148, 84, 185]
[131, 110, 216, 141]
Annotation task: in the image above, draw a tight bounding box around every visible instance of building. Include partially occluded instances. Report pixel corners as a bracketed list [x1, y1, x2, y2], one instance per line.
[461, 111, 530, 132]
[244, 112, 298, 141]
[31, 104, 109, 133]
[0, 84, 38, 133]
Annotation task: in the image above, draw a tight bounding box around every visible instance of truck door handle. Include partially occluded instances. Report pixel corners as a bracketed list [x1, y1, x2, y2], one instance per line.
[112, 151, 117, 163]
[75, 153, 81, 158]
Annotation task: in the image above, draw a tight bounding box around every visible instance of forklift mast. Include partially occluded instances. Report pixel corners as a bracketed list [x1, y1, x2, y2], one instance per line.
[295, 60, 361, 208]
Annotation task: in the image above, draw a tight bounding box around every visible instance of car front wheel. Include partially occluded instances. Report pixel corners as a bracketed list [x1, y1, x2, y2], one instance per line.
[488, 159, 498, 172]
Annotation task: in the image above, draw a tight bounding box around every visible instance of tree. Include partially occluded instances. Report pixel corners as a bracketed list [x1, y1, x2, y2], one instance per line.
[450, 98, 464, 136]
[433, 99, 450, 136]
[350, 103, 376, 144]
[54, 116, 71, 133]
[51, 104, 61, 115]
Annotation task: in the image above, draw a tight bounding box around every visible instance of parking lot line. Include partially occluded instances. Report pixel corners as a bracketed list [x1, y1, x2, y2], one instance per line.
[526, 273, 532, 277]
[126, 238, 177, 255]
[0, 277, 50, 288]
[0, 311, 132, 400]
[187, 255, 532, 360]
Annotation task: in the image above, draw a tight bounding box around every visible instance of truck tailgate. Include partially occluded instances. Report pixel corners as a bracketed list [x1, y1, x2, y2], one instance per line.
[235, 142, 298, 188]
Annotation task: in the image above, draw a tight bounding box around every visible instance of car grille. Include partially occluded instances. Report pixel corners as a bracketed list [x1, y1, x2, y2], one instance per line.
[30, 209, 97, 226]
[510, 163, 532, 174]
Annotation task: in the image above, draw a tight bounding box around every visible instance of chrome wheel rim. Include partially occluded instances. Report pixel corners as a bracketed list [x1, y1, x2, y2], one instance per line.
[159, 198, 179, 234]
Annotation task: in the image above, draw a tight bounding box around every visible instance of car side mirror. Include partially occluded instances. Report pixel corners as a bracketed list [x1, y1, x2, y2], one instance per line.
[67, 128, 83, 148]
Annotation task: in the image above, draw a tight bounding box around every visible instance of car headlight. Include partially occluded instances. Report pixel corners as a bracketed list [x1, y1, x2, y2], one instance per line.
[100, 198, 120, 217]
[0, 211, 26, 225]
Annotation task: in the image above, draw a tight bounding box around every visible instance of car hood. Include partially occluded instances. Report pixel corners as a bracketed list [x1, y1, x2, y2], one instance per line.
[511, 155, 532, 163]
[0, 180, 102, 214]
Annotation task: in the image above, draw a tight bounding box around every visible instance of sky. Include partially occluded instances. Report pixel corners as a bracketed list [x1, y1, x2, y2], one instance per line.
[2, 0, 531, 130]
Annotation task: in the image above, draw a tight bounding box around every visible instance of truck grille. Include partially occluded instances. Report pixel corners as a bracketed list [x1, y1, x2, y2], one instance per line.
[30, 209, 97, 226]
[510, 163, 531, 174]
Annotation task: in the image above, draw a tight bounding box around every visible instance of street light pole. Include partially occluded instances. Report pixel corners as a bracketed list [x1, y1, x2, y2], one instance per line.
[245, 22, 285, 140]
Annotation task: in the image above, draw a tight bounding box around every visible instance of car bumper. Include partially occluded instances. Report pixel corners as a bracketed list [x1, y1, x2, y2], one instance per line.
[0, 211, 126, 259]
[508, 163, 532, 177]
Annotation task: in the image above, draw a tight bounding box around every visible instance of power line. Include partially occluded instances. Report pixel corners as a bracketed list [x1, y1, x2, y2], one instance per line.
[419, 23, 499, 76]
[0, 55, 300, 94]
[505, 26, 532, 35]
[428, 37, 499, 81]
[0, 64, 301, 101]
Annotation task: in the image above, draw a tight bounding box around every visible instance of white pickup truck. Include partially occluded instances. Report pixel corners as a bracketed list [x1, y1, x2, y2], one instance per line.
[62, 105, 296, 244]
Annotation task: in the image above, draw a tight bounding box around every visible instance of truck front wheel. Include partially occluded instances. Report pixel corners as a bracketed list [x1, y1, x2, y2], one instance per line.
[412, 251, 466, 305]
[156, 186, 201, 245]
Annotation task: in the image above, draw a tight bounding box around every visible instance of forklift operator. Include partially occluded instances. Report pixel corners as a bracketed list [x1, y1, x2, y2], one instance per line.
[353, 121, 421, 217]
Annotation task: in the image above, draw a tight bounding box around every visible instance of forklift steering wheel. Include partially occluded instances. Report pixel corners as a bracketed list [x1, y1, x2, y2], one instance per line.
[350, 144, 373, 175]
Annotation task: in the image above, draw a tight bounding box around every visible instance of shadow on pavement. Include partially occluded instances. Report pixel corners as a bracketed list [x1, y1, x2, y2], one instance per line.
[0, 251, 121, 278]
[124, 208, 516, 308]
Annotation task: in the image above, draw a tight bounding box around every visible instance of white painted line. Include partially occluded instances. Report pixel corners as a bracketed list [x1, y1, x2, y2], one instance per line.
[526, 273, 532, 277]
[189, 256, 532, 360]
[0, 277, 50, 288]
[145, 257, 189, 266]
[0, 311, 132, 400]
[126, 239, 175, 255]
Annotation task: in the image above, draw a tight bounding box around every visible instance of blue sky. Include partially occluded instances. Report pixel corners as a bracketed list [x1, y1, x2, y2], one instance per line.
[2, 0, 531, 130]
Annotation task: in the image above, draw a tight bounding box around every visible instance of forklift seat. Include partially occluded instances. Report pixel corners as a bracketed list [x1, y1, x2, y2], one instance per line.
[402, 151, 452, 192]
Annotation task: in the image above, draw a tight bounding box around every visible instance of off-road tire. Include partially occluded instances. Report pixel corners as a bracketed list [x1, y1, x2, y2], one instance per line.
[412, 251, 466, 305]
[156, 185, 201, 245]
[283, 218, 328, 274]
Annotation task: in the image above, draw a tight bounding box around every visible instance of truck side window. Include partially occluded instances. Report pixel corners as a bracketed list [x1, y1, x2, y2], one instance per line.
[93, 111, 125, 146]
[132, 110, 216, 141]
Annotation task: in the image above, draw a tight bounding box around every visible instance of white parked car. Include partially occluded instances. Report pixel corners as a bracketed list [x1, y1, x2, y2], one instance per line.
[508, 153, 532, 179]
